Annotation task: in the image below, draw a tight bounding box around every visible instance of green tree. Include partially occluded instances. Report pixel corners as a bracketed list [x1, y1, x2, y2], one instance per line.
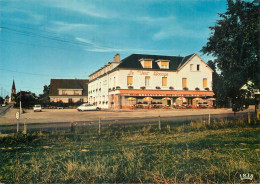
[0, 96, 4, 104]
[201, 0, 259, 111]
[38, 85, 50, 105]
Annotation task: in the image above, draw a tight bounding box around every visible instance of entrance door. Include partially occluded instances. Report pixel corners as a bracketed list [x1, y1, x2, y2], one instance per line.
[167, 100, 171, 106]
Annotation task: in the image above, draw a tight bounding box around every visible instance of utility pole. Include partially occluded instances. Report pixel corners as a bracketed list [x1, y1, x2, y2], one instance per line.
[20, 89, 22, 114]
[1, 87, 2, 98]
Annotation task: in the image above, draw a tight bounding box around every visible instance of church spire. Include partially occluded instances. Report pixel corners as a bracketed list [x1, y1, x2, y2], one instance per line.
[12, 80, 16, 91]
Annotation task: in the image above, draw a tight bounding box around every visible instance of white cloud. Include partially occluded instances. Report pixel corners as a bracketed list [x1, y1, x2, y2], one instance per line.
[76, 36, 176, 54]
[1, 7, 44, 24]
[153, 24, 209, 40]
[85, 46, 176, 54]
[135, 15, 176, 23]
[75, 37, 97, 47]
[49, 1, 117, 19]
[51, 21, 97, 33]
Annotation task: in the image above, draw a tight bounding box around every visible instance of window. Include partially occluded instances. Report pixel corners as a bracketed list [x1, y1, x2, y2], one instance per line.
[62, 90, 67, 95]
[182, 78, 187, 88]
[161, 61, 169, 69]
[144, 60, 152, 68]
[190, 64, 193, 71]
[74, 90, 81, 95]
[145, 76, 150, 86]
[103, 80, 107, 85]
[162, 77, 167, 87]
[127, 76, 133, 85]
[203, 78, 207, 88]
[197, 64, 200, 71]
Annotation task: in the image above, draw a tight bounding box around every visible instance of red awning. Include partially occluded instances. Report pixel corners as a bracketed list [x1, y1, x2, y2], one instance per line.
[119, 89, 214, 97]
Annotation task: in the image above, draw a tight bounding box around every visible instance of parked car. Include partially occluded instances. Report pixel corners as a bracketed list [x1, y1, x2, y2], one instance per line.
[1, 103, 6, 107]
[77, 103, 101, 111]
[33, 105, 42, 112]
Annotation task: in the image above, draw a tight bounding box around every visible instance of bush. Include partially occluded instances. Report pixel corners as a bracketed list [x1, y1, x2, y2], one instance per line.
[0, 133, 39, 145]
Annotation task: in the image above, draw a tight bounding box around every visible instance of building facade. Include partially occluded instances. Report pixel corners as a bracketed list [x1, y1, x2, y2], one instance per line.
[88, 53, 214, 109]
[49, 79, 89, 103]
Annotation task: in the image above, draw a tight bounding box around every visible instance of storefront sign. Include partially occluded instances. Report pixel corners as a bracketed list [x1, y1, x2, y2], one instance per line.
[137, 70, 150, 75]
[153, 71, 168, 76]
[127, 70, 168, 76]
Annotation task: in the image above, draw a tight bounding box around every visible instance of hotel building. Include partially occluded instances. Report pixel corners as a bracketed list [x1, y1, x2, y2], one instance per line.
[88, 53, 214, 109]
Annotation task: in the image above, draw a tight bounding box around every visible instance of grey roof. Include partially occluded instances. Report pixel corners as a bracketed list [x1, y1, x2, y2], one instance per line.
[49, 79, 89, 96]
[116, 53, 194, 70]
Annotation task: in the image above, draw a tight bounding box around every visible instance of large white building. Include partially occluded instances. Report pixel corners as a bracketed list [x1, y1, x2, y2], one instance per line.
[88, 53, 214, 109]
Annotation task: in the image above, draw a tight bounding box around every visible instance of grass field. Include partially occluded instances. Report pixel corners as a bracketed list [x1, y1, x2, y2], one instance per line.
[0, 118, 259, 183]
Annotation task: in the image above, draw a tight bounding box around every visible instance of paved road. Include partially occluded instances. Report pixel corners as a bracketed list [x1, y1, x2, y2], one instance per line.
[0, 104, 12, 116]
[0, 109, 255, 134]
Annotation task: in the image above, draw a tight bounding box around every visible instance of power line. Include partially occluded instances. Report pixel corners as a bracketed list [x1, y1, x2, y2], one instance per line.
[0, 26, 93, 47]
[0, 39, 86, 52]
[0, 24, 118, 51]
[0, 68, 87, 78]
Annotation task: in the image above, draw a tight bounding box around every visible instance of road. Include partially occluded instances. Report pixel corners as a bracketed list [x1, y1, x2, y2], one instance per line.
[0, 106, 256, 134]
[0, 104, 12, 116]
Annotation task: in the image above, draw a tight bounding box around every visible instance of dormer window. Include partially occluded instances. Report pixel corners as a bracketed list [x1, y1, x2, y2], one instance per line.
[144, 60, 152, 68]
[139, 59, 153, 68]
[161, 61, 169, 69]
[156, 60, 170, 69]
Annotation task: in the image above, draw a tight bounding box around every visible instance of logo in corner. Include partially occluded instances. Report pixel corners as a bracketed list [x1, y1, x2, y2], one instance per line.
[240, 173, 253, 181]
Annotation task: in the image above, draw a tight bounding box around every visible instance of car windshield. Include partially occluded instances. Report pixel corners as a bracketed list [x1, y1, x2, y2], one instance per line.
[35, 105, 41, 107]
[83, 104, 92, 106]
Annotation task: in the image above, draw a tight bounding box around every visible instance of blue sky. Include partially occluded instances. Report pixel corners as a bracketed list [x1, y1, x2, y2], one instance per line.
[0, 0, 228, 96]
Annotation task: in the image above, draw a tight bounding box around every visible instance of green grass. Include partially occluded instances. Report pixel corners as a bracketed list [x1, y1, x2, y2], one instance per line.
[0, 118, 259, 183]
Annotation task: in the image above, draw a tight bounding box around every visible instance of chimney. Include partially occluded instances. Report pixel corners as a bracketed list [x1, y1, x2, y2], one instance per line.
[113, 53, 120, 62]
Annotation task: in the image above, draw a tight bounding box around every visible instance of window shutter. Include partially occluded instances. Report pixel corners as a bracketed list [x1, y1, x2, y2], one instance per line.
[144, 61, 151, 68]
[162, 77, 167, 86]
[182, 78, 187, 88]
[203, 78, 207, 88]
[161, 61, 168, 68]
[127, 76, 133, 85]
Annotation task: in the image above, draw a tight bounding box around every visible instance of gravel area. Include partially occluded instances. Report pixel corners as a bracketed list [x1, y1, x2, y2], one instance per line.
[0, 106, 254, 125]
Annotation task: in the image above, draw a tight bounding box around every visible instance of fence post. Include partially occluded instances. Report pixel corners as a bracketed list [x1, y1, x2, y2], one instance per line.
[23, 122, 27, 134]
[99, 117, 101, 136]
[256, 109, 259, 120]
[158, 115, 161, 131]
[208, 113, 211, 125]
[248, 111, 251, 124]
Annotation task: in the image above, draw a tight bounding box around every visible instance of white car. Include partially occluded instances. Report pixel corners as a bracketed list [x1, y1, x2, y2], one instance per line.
[1, 104, 6, 107]
[77, 103, 101, 111]
[33, 105, 42, 112]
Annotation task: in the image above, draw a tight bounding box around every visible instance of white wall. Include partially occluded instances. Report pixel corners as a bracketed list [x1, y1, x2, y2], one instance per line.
[88, 54, 213, 108]
[117, 69, 177, 90]
[176, 55, 213, 91]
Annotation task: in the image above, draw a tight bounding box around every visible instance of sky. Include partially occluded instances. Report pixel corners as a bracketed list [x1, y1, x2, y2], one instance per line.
[0, 0, 228, 96]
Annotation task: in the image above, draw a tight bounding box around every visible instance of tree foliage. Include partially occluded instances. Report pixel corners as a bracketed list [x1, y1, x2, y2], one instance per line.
[0, 96, 4, 104]
[201, 0, 259, 111]
[38, 85, 50, 105]
[15, 91, 36, 108]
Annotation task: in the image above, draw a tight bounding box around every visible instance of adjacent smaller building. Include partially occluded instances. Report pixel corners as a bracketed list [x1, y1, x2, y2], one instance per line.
[49, 79, 89, 103]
